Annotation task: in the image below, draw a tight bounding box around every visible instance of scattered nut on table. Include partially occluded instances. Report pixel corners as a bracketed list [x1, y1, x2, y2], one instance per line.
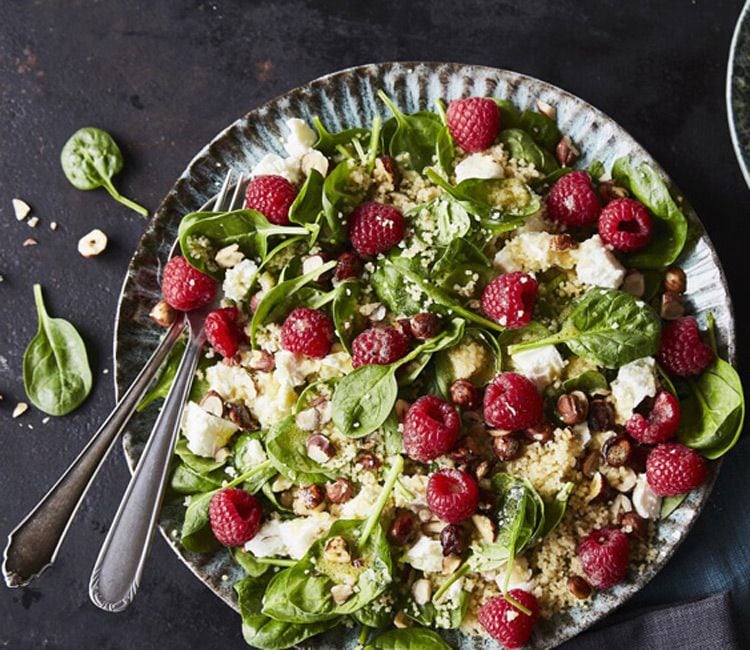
[12, 198, 31, 221]
[78, 228, 108, 257]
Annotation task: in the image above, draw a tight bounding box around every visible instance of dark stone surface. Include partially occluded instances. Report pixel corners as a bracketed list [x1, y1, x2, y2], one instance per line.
[0, 1, 748, 648]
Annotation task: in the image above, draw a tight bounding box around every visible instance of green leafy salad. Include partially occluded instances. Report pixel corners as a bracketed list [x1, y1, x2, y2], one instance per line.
[143, 92, 744, 649]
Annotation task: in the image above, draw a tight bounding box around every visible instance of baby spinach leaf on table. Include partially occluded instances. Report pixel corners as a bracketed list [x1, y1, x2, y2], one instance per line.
[322, 159, 367, 244]
[250, 259, 337, 344]
[678, 356, 745, 459]
[312, 116, 370, 156]
[365, 627, 452, 649]
[332, 279, 362, 353]
[611, 156, 688, 269]
[60, 126, 148, 216]
[178, 209, 310, 278]
[262, 518, 393, 624]
[236, 573, 337, 650]
[332, 319, 465, 437]
[23, 284, 93, 416]
[508, 288, 661, 369]
[499, 128, 559, 175]
[266, 415, 338, 485]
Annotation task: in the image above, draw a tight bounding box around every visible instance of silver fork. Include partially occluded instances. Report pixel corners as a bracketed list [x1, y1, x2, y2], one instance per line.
[88, 171, 245, 612]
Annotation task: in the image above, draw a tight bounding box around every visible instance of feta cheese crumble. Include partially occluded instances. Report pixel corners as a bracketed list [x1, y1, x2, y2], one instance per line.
[610, 357, 657, 422]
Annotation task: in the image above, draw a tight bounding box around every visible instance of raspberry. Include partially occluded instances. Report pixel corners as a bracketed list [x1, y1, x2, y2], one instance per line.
[478, 590, 539, 649]
[427, 468, 479, 524]
[208, 488, 263, 547]
[334, 250, 364, 282]
[351, 327, 410, 368]
[446, 97, 501, 153]
[646, 442, 708, 496]
[625, 390, 680, 444]
[483, 372, 543, 430]
[205, 307, 244, 358]
[161, 256, 216, 311]
[657, 317, 715, 377]
[482, 272, 538, 329]
[403, 395, 461, 462]
[598, 198, 653, 252]
[244, 175, 298, 226]
[280, 307, 334, 358]
[349, 201, 405, 256]
[546, 171, 601, 227]
[578, 526, 630, 589]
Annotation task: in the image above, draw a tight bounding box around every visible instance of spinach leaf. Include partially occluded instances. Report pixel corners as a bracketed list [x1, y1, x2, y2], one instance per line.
[250, 259, 337, 344]
[23, 284, 93, 416]
[175, 437, 226, 474]
[678, 356, 745, 459]
[332, 279, 362, 352]
[660, 494, 688, 520]
[332, 319, 465, 437]
[611, 156, 688, 269]
[499, 128, 559, 175]
[233, 548, 271, 578]
[178, 209, 309, 278]
[137, 339, 187, 411]
[261, 518, 393, 624]
[540, 482, 574, 537]
[289, 169, 324, 228]
[370, 253, 425, 316]
[409, 197, 472, 246]
[432, 237, 493, 294]
[508, 288, 661, 369]
[266, 415, 338, 485]
[322, 159, 367, 244]
[170, 462, 222, 495]
[405, 587, 469, 629]
[561, 370, 609, 394]
[312, 116, 370, 156]
[236, 574, 337, 650]
[378, 91, 448, 173]
[494, 100, 561, 151]
[60, 127, 148, 216]
[365, 628, 451, 649]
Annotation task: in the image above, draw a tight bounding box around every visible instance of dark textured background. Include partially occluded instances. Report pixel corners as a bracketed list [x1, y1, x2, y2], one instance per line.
[1, 1, 749, 648]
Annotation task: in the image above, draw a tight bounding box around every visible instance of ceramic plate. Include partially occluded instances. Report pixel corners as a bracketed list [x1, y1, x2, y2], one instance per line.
[114, 62, 735, 649]
[728, 0, 750, 188]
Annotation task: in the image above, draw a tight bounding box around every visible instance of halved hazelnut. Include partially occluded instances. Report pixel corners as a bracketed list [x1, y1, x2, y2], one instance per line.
[294, 484, 325, 514]
[664, 266, 687, 294]
[326, 477, 354, 504]
[330, 584, 354, 605]
[227, 403, 257, 431]
[620, 511, 648, 540]
[567, 575, 593, 599]
[660, 292, 685, 320]
[442, 555, 462, 575]
[200, 391, 225, 418]
[78, 228, 108, 258]
[450, 379, 481, 410]
[535, 98, 557, 120]
[632, 475, 662, 519]
[323, 536, 351, 563]
[388, 512, 417, 546]
[524, 420, 554, 444]
[556, 135, 580, 167]
[149, 300, 176, 327]
[409, 312, 442, 340]
[306, 434, 335, 463]
[394, 610, 411, 629]
[411, 578, 432, 605]
[598, 180, 629, 202]
[581, 450, 602, 479]
[296, 407, 321, 432]
[493, 434, 522, 461]
[471, 514, 496, 543]
[622, 270, 645, 298]
[550, 234, 578, 251]
[356, 453, 381, 470]
[610, 493, 633, 522]
[610, 467, 638, 493]
[585, 472, 610, 504]
[214, 243, 244, 268]
[602, 435, 632, 468]
[556, 391, 589, 425]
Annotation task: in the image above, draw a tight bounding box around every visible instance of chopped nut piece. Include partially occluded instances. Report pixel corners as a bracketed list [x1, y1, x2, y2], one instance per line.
[535, 98, 556, 120]
[555, 135, 580, 167]
[12, 402, 29, 418]
[585, 472, 610, 504]
[395, 398, 411, 421]
[411, 578, 432, 605]
[388, 512, 417, 546]
[214, 243, 244, 268]
[621, 270, 645, 298]
[610, 467, 638, 493]
[471, 514, 496, 543]
[660, 292, 685, 320]
[245, 349, 275, 372]
[550, 234, 578, 251]
[632, 475, 662, 519]
[620, 511, 648, 540]
[588, 398, 615, 432]
[524, 420, 554, 444]
[27, 216, 39, 228]
[450, 379, 481, 410]
[77, 229, 108, 258]
[610, 494, 633, 521]
[356, 453, 380, 470]
[323, 536, 351, 563]
[50, 221, 58, 231]
[556, 391, 589, 425]
[306, 433, 335, 463]
[473, 459, 492, 481]
[493, 433, 522, 461]
[12, 198, 31, 221]
[199, 391, 225, 418]
[296, 407, 321, 432]
[294, 484, 325, 514]
[567, 575, 593, 599]
[330, 584, 354, 605]
[598, 180, 629, 202]
[603, 435, 633, 468]
[581, 450, 602, 478]
[271, 475, 293, 492]
[22, 238, 38, 247]
[664, 266, 687, 294]
[227, 403, 257, 430]
[149, 300, 176, 327]
[442, 555, 462, 575]
[326, 477, 354, 504]
[393, 610, 411, 629]
[417, 508, 433, 523]
[409, 312, 442, 340]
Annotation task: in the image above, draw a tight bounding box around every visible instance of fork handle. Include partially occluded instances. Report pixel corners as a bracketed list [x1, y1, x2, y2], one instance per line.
[89, 327, 205, 612]
[2, 316, 185, 588]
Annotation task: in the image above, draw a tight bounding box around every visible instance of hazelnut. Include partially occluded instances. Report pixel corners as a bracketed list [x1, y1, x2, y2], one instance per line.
[442, 555, 462, 575]
[598, 180, 629, 203]
[417, 508, 433, 523]
[334, 250, 364, 282]
[378, 155, 401, 189]
[149, 300, 176, 327]
[294, 484, 326, 513]
[395, 399, 411, 421]
[524, 420, 554, 444]
[610, 467, 638, 493]
[394, 318, 413, 339]
[326, 477, 354, 504]
[330, 584, 354, 605]
[199, 391, 225, 418]
[296, 407, 321, 432]
[556, 391, 589, 425]
[214, 243, 244, 268]
[550, 234, 578, 251]
[440, 524, 467, 556]
[535, 98, 557, 120]
[493, 434, 522, 461]
[555, 135, 580, 167]
[471, 514, 496, 543]
[388, 512, 417, 546]
[227, 403, 258, 431]
[602, 435, 632, 468]
[620, 511, 648, 540]
[356, 453, 381, 471]
[306, 434, 336, 464]
[588, 398, 615, 432]
[323, 536, 351, 563]
[567, 575, 593, 599]
[393, 610, 411, 629]
[249, 292, 263, 313]
[660, 292, 685, 320]
[77, 228, 108, 258]
[610, 493, 633, 522]
[621, 270, 645, 298]
[245, 349, 275, 372]
[409, 312, 442, 340]
[581, 450, 602, 479]
[473, 459, 492, 481]
[411, 578, 432, 606]
[663, 266, 687, 294]
[585, 472, 610, 504]
[449, 379, 481, 410]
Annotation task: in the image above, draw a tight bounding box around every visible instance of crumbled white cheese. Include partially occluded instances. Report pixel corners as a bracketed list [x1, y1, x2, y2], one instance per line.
[610, 357, 657, 422]
[181, 401, 237, 458]
[222, 258, 258, 303]
[486, 556, 535, 593]
[283, 118, 317, 158]
[393, 474, 429, 509]
[574, 235, 625, 289]
[206, 364, 257, 405]
[243, 518, 286, 557]
[301, 149, 329, 177]
[493, 231, 576, 273]
[404, 536, 444, 573]
[246, 512, 333, 559]
[253, 370, 299, 428]
[338, 483, 381, 520]
[511, 345, 565, 390]
[454, 153, 504, 184]
[251, 153, 303, 184]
